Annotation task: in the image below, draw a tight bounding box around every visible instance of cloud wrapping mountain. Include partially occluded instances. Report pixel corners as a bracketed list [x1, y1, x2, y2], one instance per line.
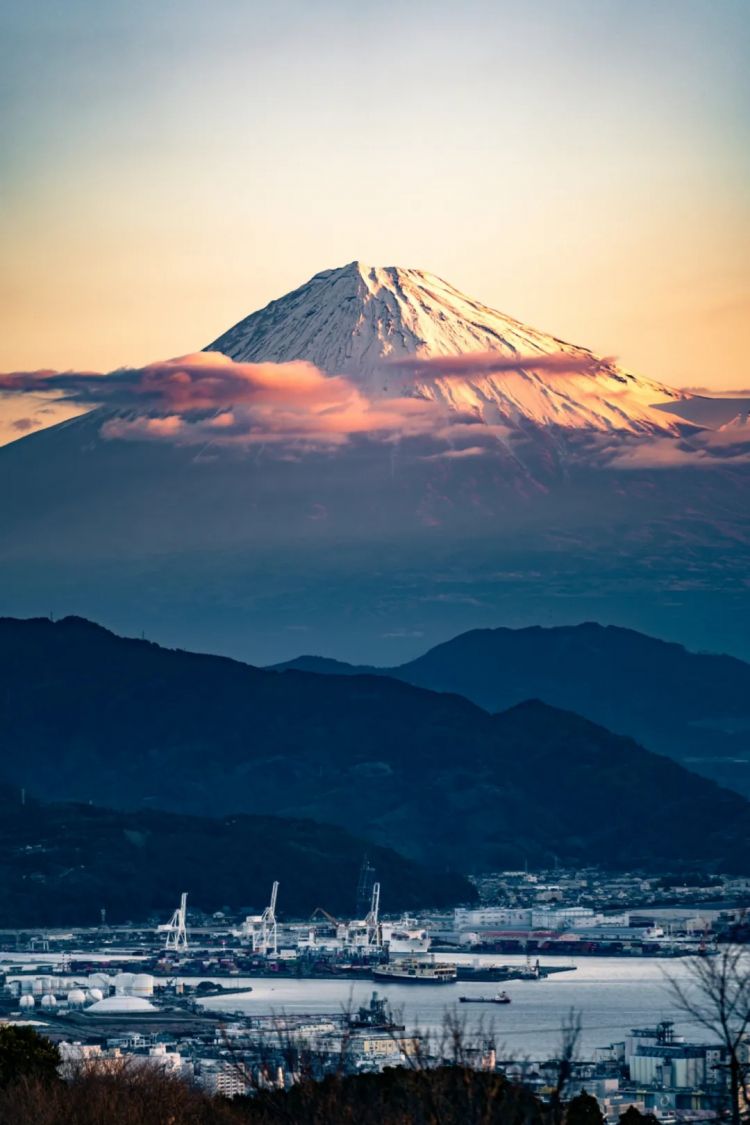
[2, 344, 749, 466]
[2, 262, 748, 466]
[0, 352, 456, 449]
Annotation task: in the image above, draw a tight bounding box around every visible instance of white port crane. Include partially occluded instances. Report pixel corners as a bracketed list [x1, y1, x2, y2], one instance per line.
[365, 882, 381, 947]
[158, 892, 188, 950]
[255, 881, 279, 956]
[231, 881, 280, 953]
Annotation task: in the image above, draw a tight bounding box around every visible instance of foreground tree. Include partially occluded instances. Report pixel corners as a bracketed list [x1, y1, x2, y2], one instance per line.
[665, 945, 750, 1125]
[564, 1091, 604, 1125]
[0, 1063, 233, 1125]
[0, 1020, 610, 1125]
[245, 1066, 547, 1125]
[0, 1026, 59, 1090]
[618, 1107, 659, 1125]
[0, 1062, 561, 1125]
[549, 1009, 583, 1125]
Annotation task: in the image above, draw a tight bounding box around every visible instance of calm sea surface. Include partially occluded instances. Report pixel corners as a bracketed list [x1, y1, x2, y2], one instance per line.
[195, 954, 708, 1059]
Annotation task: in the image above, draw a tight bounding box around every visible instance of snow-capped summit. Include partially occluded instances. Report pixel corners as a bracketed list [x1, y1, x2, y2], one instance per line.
[206, 261, 687, 435]
[208, 261, 574, 378]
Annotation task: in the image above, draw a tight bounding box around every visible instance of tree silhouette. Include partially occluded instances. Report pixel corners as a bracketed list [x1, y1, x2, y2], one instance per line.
[619, 1107, 659, 1125]
[665, 945, 750, 1125]
[0, 1026, 60, 1089]
[564, 1091, 604, 1125]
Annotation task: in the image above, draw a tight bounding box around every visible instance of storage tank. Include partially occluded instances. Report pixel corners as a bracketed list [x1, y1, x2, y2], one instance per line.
[88, 973, 112, 994]
[40, 994, 57, 1009]
[67, 989, 86, 1008]
[87, 988, 104, 1003]
[114, 972, 136, 995]
[19, 995, 35, 1010]
[87, 995, 156, 1014]
[131, 973, 154, 998]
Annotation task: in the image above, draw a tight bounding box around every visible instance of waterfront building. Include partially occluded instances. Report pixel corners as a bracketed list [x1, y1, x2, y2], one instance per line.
[198, 1060, 252, 1098]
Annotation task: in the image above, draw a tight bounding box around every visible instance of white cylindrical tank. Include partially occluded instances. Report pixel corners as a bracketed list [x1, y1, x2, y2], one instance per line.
[40, 994, 57, 1009]
[67, 989, 86, 1008]
[87, 988, 104, 1003]
[131, 973, 154, 998]
[19, 995, 35, 1010]
[31, 979, 44, 995]
[114, 972, 136, 995]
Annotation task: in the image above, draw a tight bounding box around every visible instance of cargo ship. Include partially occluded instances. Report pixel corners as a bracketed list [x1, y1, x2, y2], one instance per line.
[459, 990, 511, 1005]
[373, 958, 457, 984]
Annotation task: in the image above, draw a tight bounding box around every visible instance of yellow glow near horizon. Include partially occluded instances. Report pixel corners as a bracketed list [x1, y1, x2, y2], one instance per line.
[1, 0, 748, 410]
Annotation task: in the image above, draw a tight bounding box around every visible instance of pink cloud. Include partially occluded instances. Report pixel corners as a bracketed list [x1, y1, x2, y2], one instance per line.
[1, 352, 453, 451]
[602, 430, 750, 470]
[420, 446, 489, 461]
[605, 438, 709, 470]
[102, 415, 186, 440]
[387, 350, 611, 380]
[2, 350, 749, 469]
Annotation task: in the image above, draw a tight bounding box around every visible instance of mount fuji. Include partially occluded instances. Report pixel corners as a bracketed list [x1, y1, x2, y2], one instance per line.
[1, 262, 748, 664]
[207, 261, 688, 435]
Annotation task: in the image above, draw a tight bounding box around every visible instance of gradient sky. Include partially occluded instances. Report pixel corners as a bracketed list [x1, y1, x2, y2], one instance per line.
[1, 0, 748, 413]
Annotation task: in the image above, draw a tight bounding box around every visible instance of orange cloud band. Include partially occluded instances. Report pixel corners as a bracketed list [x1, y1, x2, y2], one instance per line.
[0, 352, 458, 449]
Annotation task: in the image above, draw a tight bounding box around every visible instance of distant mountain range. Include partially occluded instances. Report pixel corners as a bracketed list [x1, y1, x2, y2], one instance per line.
[2, 615, 750, 876]
[0, 784, 472, 927]
[1, 262, 748, 666]
[271, 622, 750, 799]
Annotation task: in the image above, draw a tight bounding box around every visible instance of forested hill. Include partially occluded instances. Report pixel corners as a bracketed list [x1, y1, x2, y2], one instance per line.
[0, 784, 474, 926]
[2, 615, 750, 874]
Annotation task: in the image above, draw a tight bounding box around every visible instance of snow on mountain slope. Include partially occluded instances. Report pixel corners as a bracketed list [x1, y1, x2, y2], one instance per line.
[206, 261, 689, 436]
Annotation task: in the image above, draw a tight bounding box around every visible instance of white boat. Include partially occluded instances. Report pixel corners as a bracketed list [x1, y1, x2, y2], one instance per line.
[373, 958, 457, 984]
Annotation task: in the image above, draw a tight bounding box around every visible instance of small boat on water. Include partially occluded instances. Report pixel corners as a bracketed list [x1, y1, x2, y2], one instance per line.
[459, 991, 511, 1005]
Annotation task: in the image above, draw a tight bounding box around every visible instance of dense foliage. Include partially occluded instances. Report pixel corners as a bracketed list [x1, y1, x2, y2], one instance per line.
[0, 1027, 60, 1091]
[0, 1052, 661, 1125]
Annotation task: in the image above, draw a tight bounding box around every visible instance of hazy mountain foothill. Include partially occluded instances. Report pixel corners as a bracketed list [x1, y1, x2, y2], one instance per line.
[2, 615, 750, 921]
[272, 621, 750, 798]
[0, 783, 473, 928]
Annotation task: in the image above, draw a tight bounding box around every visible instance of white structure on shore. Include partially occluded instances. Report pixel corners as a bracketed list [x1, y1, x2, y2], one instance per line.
[234, 881, 279, 955]
[158, 893, 189, 950]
